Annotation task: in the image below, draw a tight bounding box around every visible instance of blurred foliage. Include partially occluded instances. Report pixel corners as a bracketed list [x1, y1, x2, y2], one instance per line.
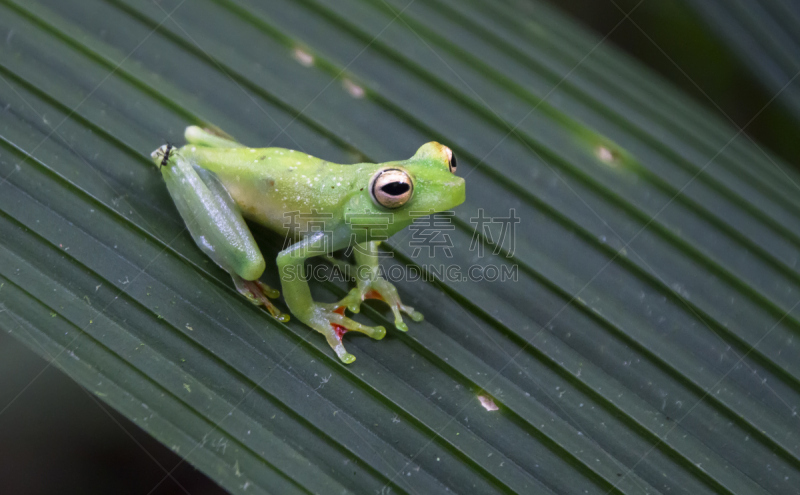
[0, 332, 224, 494]
[540, 0, 800, 167]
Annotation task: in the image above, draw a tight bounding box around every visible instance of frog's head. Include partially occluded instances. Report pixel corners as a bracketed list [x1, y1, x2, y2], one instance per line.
[349, 142, 465, 236]
[391, 141, 465, 212]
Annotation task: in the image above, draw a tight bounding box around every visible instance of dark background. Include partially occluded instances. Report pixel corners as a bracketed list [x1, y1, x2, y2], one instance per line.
[1, 1, 793, 494]
[541, 0, 800, 167]
[0, 331, 225, 495]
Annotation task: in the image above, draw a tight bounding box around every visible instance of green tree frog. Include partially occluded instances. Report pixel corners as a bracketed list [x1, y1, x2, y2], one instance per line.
[152, 126, 465, 364]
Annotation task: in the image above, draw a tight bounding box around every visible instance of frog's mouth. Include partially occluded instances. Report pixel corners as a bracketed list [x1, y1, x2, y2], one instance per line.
[443, 177, 466, 211]
[411, 176, 466, 213]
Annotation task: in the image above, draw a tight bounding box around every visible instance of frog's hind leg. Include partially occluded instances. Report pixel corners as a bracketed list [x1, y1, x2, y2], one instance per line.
[153, 148, 287, 321]
[184, 125, 246, 149]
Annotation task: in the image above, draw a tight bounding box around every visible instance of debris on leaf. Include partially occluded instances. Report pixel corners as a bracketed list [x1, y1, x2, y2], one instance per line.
[478, 395, 499, 411]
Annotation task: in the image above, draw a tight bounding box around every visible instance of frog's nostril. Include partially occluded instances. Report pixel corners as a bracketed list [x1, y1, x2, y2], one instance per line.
[447, 177, 466, 189]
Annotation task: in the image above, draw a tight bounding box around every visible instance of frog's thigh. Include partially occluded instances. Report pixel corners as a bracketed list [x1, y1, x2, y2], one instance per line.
[162, 155, 265, 281]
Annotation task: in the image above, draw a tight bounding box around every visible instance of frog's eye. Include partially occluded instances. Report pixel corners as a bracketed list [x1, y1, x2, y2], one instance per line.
[371, 168, 413, 209]
[444, 146, 457, 173]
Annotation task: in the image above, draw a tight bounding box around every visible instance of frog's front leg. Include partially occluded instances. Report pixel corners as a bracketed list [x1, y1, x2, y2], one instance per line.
[336, 241, 423, 332]
[278, 232, 386, 364]
[152, 145, 285, 320]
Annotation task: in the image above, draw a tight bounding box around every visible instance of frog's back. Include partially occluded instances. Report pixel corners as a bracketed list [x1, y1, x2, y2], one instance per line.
[182, 145, 369, 236]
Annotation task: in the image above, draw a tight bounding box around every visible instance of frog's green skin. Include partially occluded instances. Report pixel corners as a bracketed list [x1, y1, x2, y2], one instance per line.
[152, 126, 465, 363]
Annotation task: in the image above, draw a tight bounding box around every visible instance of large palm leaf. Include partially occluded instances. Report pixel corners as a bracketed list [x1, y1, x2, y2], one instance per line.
[1, 0, 799, 493]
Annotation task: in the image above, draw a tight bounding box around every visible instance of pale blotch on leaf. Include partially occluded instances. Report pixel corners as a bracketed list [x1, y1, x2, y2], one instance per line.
[478, 395, 499, 411]
[571, 126, 632, 169]
[343, 79, 365, 99]
[293, 47, 314, 67]
[595, 145, 619, 166]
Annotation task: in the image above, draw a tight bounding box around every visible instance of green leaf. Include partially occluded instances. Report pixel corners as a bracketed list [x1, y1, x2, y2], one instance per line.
[1, 0, 799, 493]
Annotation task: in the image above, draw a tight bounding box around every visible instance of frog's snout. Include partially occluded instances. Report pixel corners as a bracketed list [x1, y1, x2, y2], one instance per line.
[448, 176, 466, 209]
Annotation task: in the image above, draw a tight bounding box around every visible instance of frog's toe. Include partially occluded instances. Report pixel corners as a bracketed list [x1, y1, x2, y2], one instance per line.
[385, 299, 422, 332]
[363, 285, 423, 331]
[324, 334, 356, 364]
[406, 307, 424, 322]
[331, 288, 364, 314]
[338, 351, 356, 364]
[234, 277, 287, 321]
[331, 312, 386, 340]
[254, 280, 280, 299]
[371, 325, 387, 340]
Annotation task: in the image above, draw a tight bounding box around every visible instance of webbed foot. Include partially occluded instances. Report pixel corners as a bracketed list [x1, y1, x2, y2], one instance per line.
[299, 304, 386, 363]
[234, 277, 289, 322]
[335, 278, 423, 332]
